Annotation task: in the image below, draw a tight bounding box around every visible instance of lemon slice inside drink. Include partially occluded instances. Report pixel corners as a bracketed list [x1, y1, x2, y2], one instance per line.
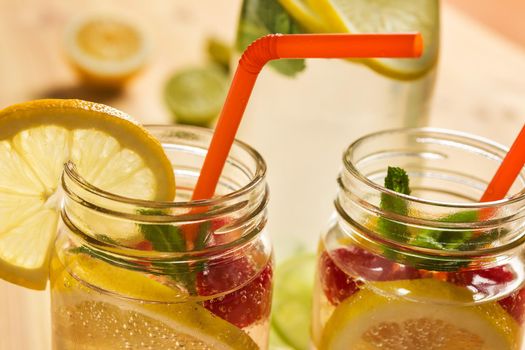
[51, 254, 258, 350]
[65, 14, 150, 86]
[279, 0, 439, 80]
[0, 99, 176, 290]
[320, 279, 519, 349]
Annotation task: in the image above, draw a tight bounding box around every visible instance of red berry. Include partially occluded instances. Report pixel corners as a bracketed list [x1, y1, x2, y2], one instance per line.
[197, 258, 273, 328]
[319, 246, 420, 306]
[447, 265, 515, 295]
[447, 265, 523, 322]
[499, 287, 525, 324]
[134, 240, 154, 251]
[332, 247, 419, 281]
[319, 250, 359, 306]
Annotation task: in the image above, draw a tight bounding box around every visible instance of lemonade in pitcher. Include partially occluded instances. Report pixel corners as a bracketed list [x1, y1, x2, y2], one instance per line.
[234, 0, 440, 252]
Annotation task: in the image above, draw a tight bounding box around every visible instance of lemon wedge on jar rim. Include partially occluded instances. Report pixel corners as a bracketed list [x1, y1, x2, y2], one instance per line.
[0, 99, 176, 290]
[319, 279, 519, 350]
[278, 0, 439, 80]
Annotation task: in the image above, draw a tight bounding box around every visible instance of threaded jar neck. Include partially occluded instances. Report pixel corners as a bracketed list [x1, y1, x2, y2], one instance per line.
[336, 128, 525, 270]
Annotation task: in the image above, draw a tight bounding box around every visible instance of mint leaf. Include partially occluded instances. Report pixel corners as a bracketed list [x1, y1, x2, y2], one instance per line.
[411, 211, 478, 250]
[141, 223, 186, 252]
[377, 167, 500, 271]
[378, 167, 411, 242]
[236, 0, 306, 77]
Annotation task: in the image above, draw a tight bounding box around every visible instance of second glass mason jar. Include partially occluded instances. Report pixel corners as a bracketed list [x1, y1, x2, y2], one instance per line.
[50, 125, 272, 349]
[312, 128, 525, 349]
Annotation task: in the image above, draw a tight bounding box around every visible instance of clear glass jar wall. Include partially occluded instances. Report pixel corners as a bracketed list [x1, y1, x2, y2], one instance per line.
[50, 125, 272, 350]
[312, 128, 525, 349]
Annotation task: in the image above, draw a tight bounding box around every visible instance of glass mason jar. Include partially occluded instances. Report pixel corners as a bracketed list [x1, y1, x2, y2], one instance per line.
[312, 128, 525, 349]
[234, 0, 440, 256]
[50, 125, 272, 349]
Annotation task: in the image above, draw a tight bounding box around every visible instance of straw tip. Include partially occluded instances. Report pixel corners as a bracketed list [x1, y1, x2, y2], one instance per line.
[413, 33, 424, 57]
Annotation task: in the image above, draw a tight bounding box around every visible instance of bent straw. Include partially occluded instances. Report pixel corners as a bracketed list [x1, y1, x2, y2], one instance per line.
[481, 123, 525, 202]
[192, 33, 423, 201]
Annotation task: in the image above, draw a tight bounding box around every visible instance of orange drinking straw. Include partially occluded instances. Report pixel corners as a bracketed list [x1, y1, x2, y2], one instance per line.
[481, 123, 525, 202]
[192, 33, 423, 201]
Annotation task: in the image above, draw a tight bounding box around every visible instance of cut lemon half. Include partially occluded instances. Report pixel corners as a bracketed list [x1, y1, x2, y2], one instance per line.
[64, 14, 150, 86]
[0, 99, 175, 290]
[282, 0, 439, 80]
[320, 279, 519, 350]
[51, 253, 258, 350]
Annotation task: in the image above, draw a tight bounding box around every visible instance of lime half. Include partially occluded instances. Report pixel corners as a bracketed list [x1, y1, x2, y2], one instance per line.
[165, 65, 229, 127]
[272, 254, 316, 350]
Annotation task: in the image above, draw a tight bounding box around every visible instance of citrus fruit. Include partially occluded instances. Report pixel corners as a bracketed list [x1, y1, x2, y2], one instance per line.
[447, 265, 525, 324]
[51, 253, 258, 349]
[64, 14, 150, 86]
[0, 99, 176, 290]
[272, 254, 316, 350]
[277, 0, 327, 33]
[269, 327, 296, 350]
[165, 65, 229, 127]
[279, 0, 439, 80]
[320, 279, 519, 349]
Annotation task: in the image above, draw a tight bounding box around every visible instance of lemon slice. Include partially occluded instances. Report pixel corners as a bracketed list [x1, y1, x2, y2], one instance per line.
[64, 14, 150, 86]
[320, 279, 519, 350]
[51, 254, 258, 350]
[277, 0, 327, 33]
[0, 99, 175, 290]
[283, 0, 439, 80]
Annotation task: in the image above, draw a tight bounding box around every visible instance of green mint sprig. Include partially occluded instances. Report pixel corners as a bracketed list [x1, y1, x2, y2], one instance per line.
[236, 0, 306, 77]
[377, 166, 411, 242]
[377, 167, 491, 271]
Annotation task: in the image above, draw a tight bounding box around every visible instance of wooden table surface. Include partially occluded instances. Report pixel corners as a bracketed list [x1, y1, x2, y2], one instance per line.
[1, 1, 524, 349]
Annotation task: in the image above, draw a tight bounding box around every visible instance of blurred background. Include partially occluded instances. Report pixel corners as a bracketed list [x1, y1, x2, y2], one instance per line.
[1, 0, 524, 349]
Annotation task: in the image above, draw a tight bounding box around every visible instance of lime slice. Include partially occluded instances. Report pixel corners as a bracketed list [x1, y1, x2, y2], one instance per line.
[165, 65, 229, 127]
[272, 254, 316, 350]
[51, 253, 259, 349]
[283, 0, 439, 80]
[270, 328, 296, 350]
[0, 99, 176, 290]
[65, 14, 150, 86]
[320, 279, 519, 349]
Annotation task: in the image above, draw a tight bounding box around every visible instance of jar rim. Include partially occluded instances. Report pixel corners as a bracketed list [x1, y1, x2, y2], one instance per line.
[344, 127, 525, 209]
[60, 124, 269, 258]
[63, 124, 267, 210]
